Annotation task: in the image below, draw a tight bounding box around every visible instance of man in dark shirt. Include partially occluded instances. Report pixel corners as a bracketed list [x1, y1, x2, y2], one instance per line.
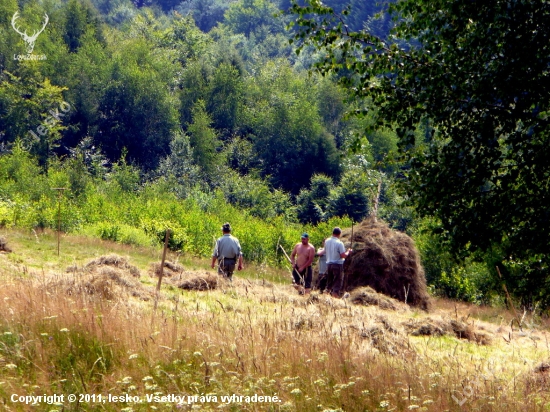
[211, 222, 243, 281]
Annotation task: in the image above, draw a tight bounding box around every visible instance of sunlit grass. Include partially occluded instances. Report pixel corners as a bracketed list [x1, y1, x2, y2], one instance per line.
[1, 227, 550, 411]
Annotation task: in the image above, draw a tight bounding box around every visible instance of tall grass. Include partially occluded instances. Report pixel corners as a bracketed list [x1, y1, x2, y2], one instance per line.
[1, 258, 550, 411]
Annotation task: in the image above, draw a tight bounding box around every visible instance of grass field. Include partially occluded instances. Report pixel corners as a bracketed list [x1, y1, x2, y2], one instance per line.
[1, 228, 550, 411]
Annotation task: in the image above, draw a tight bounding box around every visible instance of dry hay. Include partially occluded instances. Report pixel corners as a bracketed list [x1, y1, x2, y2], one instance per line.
[350, 286, 410, 312]
[175, 271, 220, 291]
[338, 218, 430, 310]
[359, 315, 412, 355]
[526, 361, 550, 392]
[85, 254, 141, 277]
[0, 236, 11, 253]
[403, 317, 492, 345]
[148, 261, 184, 278]
[48, 255, 151, 301]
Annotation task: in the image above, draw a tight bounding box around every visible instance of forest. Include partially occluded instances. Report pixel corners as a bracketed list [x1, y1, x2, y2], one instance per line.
[1, 0, 549, 309]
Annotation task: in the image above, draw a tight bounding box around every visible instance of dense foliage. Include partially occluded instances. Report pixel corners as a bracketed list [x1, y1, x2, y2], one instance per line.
[2, 0, 544, 307]
[0, 0, 390, 259]
[289, 0, 550, 306]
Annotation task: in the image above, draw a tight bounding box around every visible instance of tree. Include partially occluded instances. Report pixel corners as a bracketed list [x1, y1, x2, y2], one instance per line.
[225, 0, 283, 37]
[206, 63, 244, 137]
[290, 1, 550, 281]
[63, 0, 105, 53]
[179, 60, 209, 126]
[155, 130, 201, 198]
[63, 31, 111, 151]
[282, 0, 391, 35]
[0, 74, 68, 167]
[0, 0, 20, 72]
[296, 173, 332, 224]
[95, 39, 179, 170]
[243, 61, 340, 194]
[177, 0, 229, 32]
[187, 100, 222, 178]
[167, 13, 212, 66]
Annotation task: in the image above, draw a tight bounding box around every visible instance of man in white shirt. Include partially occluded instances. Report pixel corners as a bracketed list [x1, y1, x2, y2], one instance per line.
[324, 227, 352, 298]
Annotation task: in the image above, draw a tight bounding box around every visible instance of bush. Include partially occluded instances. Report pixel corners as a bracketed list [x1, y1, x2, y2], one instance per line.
[82, 222, 154, 247]
[0, 200, 14, 227]
[412, 217, 493, 304]
[0, 150, 354, 268]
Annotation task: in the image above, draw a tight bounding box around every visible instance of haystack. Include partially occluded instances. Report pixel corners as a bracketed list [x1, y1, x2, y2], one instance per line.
[360, 315, 411, 355]
[338, 218, 430, 310]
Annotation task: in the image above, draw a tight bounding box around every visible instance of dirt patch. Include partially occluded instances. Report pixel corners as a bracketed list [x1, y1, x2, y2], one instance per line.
[338, 218, 430, 310]
[350, 286, 410, 312]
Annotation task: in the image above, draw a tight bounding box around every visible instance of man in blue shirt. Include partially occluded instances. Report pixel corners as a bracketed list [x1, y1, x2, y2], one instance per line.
[324, 227, 352, 298]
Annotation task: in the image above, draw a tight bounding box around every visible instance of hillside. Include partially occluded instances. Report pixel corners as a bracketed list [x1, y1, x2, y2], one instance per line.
[1, 228, 549, 411]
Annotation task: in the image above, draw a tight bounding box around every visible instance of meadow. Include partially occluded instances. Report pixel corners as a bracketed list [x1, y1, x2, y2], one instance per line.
[1, 228, 550, 411]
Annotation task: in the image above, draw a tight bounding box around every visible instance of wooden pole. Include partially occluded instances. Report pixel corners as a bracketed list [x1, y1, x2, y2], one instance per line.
[52, 188, 67, 256]
[154, 229, 171, 310]
[343, 221, 354, 294]
[278, 244, 298, 282]
[371, 179, 382, 222]
[156, 229, 171, 293]
[278, 244, 292, 265]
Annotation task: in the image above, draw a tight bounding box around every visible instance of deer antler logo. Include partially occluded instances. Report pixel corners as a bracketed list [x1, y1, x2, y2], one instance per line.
[11, 12, 49, 54]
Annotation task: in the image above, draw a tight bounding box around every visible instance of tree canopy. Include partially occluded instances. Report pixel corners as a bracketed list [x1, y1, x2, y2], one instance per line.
[290, 0, 550, 274]
[3, 0, 541, 305]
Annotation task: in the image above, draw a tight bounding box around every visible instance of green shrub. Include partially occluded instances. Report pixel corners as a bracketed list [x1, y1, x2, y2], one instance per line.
[412, 217, 493, 303]
[0, 201, 14, 227]
[82, 222, 154, 247]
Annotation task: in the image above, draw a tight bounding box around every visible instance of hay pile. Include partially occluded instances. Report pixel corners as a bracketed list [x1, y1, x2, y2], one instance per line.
[51, 255, 151, 301]
[174, 271, 220, 291]
[85, 254, 141, 277]
[338, 218, 430, 310]
[0, 236, 11, 253]
[148, 261, 185, 278]
[350, 286, 409, 312]
[526, 361, 550, 392]
[360, 315, 411, 355]
[403, 317, 492, 345]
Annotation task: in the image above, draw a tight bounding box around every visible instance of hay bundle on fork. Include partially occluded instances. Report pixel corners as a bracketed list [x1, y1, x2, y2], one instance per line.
[340, 218, 431, 310]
